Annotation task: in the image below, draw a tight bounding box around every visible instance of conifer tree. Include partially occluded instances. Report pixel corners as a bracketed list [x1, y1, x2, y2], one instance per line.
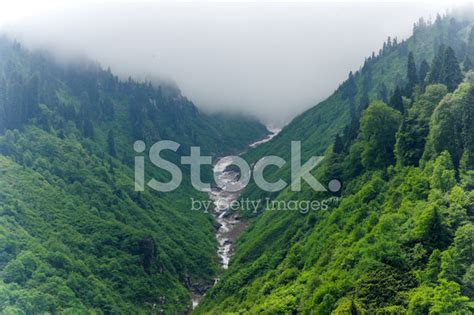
[24, 74, 40, 119]
[461, 87, 474, 168]
[359, 92, 370, 110]
[427, 45, 446, 84]
[426, 46, 463, 92]
[419, 59, 430, 84]
[407, 52, 418, 94]
[333, 133, 344, 154]
[389, 87, 404, 113]
[342, 103, 360, 150]
[107, 129, 117, 157]
[378, 83, 388, 103]
[83, 119, 94, 138]
[341, 71, 358, 100]
[416, 206, 449, 250]
[442, 47, 463, 92]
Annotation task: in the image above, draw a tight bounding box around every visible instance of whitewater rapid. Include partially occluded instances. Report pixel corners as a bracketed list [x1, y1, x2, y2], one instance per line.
[191, 127, 280, 309]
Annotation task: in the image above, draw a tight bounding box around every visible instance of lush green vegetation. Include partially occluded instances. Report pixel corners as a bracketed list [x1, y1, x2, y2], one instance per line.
[196, 15, 474, 314]
[0, 37, 267, 313]
[1, 12, 473, 315]
[239, 14, 471, 207]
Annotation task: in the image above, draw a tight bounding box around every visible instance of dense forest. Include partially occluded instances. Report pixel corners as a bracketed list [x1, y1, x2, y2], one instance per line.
[196, 14, 474, 314]
[0, 37, 267, 313]
[0, 10, 473, 315]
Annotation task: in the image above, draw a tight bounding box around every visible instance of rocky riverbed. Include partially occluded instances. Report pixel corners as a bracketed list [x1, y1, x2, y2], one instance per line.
[191, 127, 280, 309]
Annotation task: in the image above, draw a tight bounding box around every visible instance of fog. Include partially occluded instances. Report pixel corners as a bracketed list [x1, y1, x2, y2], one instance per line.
[2, 1, 464, 125]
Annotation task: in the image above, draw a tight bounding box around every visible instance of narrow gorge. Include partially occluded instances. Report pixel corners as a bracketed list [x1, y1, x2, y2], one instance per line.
[192, 127, 280, 308]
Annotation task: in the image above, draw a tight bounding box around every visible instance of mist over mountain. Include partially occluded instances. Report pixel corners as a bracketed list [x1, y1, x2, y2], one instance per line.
[2, 1, 460, 125]
[1, 2, 474, 314]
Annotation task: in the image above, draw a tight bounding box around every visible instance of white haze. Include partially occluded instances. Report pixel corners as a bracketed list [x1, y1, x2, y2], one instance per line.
[1, 1, 465, 125]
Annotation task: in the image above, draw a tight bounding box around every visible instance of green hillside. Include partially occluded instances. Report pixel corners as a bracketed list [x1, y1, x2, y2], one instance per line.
[0, 37, 267, 313]
[1, 11, 473, 315]
[196, 15, 474, 314]
[239, 15, 470, 205]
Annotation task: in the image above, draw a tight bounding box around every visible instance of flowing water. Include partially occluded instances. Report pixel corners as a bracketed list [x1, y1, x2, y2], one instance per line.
[191, 127, 280, 309]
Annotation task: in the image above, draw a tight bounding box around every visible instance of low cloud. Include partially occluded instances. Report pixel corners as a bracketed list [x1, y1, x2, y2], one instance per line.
[3, 1, 458, 125]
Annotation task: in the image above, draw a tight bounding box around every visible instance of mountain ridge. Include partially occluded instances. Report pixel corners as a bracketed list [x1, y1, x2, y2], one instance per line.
[0, 36, 267, 313]
[195, 13, 474, 314]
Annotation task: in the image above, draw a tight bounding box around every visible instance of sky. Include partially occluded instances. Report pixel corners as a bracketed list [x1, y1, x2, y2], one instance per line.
[0, 0, 471, 125]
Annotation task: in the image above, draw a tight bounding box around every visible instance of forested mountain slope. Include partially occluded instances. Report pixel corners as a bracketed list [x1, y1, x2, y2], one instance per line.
[0, 37, 267, 313]
[240, 14, 472, 204]
[196, 14, 474, 314]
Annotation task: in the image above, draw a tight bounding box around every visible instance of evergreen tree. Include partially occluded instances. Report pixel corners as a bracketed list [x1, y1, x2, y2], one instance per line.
[442, 47, 463, 92]
[24, 74, 40, 119]
[426, 46, 463, 92]
[359, 92, 370, 110]
[341, 71, 358, 100]
[396, 84, 448, 167]
[378, 83, 388, 103]
[406, 52, 418, 94]
[389, 87, 404, 113]
[461, 87, 474, 168]
[342, 103, 360, 150]
[416, 206, 449, 250]
[5, 74, 25, 129]
[83, 119, 94, 138]
[333, 133, 344, 154]
[427, 45, 446, 84]
[79, 91, 92, 118]
[418, 59, 430, 85]
[107, 129, 117, 157]
[396, 116, 420, 166]
[100, 97, 115, 120]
